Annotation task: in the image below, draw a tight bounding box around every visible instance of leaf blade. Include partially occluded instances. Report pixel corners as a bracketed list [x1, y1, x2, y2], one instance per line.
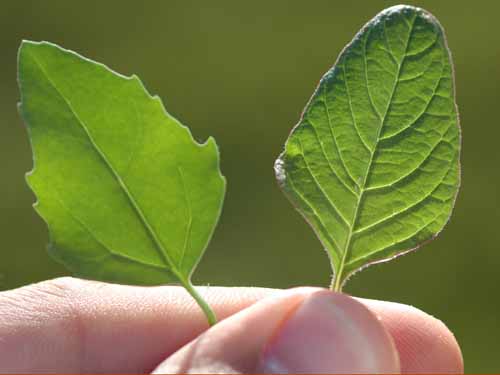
[18, 41, 226, 286]
[275, 5, 460, 290]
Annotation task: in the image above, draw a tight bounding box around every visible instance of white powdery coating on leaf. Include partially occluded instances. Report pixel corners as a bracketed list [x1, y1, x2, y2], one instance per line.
[274, 157, 286, 187]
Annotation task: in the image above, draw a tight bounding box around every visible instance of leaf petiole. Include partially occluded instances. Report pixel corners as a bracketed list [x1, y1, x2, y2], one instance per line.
[178, 276, 217, 326]
[331, 273, 343, 293]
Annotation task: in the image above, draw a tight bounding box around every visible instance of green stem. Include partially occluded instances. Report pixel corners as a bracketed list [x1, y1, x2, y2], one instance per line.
[179, 277, 217, 326]
[331, 272, 343, 292]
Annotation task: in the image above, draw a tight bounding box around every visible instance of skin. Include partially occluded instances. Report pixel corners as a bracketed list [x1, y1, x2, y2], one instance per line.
[0, 277, 463, 374]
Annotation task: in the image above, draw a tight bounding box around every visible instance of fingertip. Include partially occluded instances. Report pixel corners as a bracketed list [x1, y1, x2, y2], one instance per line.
[360, 299, 463, 374]
[156, 289, 400, 374]
[258, 291, 400, 374]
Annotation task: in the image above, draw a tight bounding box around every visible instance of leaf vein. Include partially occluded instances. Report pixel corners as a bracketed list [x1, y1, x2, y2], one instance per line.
[53, 190, 166, 271]
[366, 133, 451, 192]
[380, 65, 445, 141]
[321, 84, 361, 188]
[362, 30, 383, 120]
[332, 13, 417, 290]
[177, 166, 193, 270]
[305, 118, 359, 197]
[341, 64, 372, 153]
[287, 171, 343, 253]
[347, 201, 450, 267]
[354, 155, 453, 235]
[29, 52, 178, 274]
[297, 137, 351, 228]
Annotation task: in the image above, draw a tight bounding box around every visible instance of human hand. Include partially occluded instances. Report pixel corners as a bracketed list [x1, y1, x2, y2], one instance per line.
[0, 278, 463, 373]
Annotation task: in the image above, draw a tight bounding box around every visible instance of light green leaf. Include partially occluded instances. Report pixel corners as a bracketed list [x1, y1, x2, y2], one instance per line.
[275, 5, 460, 291]
[18, 41, 225, 323]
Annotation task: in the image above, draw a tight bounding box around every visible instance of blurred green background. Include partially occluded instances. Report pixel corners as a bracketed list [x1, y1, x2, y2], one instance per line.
[0, 1, 498, 372]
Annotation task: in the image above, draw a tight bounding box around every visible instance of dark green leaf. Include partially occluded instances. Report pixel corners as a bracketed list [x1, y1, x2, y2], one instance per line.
[275, 5, 460, 290]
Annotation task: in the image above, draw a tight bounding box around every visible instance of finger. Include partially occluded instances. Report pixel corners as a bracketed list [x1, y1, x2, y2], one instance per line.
[358, 298, 463, 374]
[0, 277, 278, 373]
[154, 290, 400, 374]
[0, 278, 463, 374]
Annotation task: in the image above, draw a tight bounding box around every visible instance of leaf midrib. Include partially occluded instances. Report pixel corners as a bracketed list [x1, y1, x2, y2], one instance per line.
[27, 50, 181, 277]
[332, 14, 417, 290]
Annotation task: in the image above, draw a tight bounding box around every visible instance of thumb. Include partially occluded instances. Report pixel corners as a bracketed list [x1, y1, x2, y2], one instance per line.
[153, 289, 400, 374]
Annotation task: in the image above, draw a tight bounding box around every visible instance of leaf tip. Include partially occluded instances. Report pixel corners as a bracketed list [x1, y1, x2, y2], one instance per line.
[18, 40, 52, 59]
[19, 39, 36, 52]
[378, 4, 444, 32]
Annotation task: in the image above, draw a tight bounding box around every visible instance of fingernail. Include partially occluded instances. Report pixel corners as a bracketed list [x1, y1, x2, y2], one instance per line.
[257, 291, 400, 374]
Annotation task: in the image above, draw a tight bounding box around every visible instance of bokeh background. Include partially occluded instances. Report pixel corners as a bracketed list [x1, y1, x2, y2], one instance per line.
[0, 1, 498, 372]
